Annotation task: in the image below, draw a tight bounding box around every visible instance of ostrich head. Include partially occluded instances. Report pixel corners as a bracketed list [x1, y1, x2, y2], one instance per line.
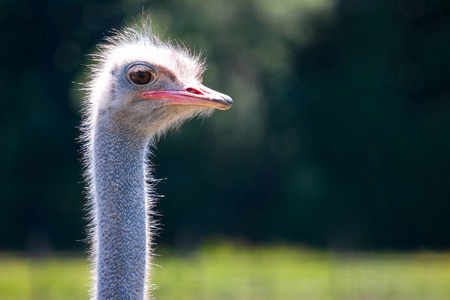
[87, 24, 232, 137]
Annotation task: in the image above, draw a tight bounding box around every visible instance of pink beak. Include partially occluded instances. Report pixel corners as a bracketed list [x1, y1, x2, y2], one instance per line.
[140, 83, 232, 110]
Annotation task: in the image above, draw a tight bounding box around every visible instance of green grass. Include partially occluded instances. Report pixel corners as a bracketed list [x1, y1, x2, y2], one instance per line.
[1, 243, 450, 300]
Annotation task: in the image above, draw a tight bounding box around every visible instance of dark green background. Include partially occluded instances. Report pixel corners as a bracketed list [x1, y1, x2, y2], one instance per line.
[1, 0, 449, 252]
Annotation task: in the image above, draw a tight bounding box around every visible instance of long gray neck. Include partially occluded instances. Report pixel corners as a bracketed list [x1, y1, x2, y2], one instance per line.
[92, 115, 151, 300]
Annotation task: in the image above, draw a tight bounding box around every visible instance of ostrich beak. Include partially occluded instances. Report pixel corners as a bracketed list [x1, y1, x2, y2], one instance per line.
[140, 83, 232, 110]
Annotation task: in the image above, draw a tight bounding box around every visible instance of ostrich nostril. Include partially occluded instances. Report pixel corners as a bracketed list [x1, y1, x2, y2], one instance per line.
[186, 87, 203, 95]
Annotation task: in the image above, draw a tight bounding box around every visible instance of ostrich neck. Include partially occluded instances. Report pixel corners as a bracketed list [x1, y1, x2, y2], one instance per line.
[92, 115, 150, 300]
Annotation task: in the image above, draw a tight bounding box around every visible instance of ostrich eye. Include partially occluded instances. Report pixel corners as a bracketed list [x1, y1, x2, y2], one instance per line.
[129, 70, 153, 85]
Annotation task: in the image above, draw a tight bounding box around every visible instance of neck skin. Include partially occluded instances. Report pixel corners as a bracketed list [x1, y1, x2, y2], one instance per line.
[91, 113, 151, 300]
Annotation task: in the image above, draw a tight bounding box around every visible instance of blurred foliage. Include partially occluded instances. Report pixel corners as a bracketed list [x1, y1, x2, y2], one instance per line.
[0, 0, 449, 251]
[2, 243, 450, 299]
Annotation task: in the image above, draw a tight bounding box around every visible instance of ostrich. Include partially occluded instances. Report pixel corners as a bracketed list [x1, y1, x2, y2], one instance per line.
[81, 20, 232, 299]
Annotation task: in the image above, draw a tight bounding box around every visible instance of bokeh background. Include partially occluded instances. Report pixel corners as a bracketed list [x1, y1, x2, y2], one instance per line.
[1, 0, 449, 255]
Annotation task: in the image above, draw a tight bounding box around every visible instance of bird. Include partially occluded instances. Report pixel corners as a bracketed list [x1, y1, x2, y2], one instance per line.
[81, 19, 232, 300]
